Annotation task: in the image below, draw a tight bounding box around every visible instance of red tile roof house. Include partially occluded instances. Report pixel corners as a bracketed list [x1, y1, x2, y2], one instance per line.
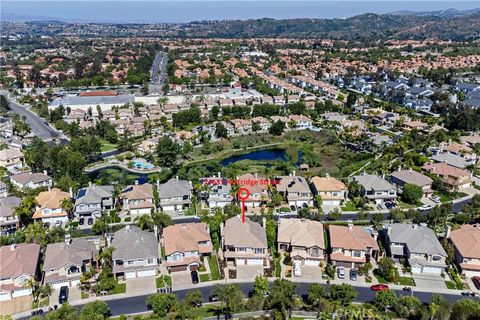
[277, 218, 325, 267]
[119, 183, 155, 216]
[328, 224, 379, 269]
[0, 243, 40, 302]
[162, 223, 213, 272]
[422, 162, 473, 191]
[449, 224, 480, 276]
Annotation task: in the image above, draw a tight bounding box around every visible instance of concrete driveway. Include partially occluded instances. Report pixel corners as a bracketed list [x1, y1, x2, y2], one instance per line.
[294, 265, 322, 282]
[0, 296, 32, 316]
[171, 271, 195, 290]
[236, 265, 263, 280]
[126, 276, 156, 294]
[412, 273, 446, 290]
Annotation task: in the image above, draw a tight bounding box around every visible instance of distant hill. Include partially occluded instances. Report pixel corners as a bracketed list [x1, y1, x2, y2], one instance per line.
[388, 8, 480, 18]
[177, 12, 480, 41]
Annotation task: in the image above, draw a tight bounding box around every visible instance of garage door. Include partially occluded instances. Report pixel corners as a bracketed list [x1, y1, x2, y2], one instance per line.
[247, 258, 263, 266]
[236, 258, 245, 266]
[137, 269, 156, 277]
[324, 200, 341, 206]
[71, 279, 80, 287]
[126, 271, 137, 279]
[305, 259, 319, 266]
[170, 266, 187, 272]
[411, 266, 422, 273]
[422, 266, 442, 274]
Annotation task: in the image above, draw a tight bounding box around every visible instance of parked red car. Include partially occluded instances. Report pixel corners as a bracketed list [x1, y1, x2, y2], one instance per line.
[370, 284, 389, 291]
[472, 276, 480, 290]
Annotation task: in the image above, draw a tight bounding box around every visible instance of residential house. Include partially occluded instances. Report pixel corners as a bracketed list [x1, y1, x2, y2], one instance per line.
[390, 169, 433, 198]
[74, 183, 114, 219]
[222, 216, 269, 267]
[277, 218, 325, 266]
[422, 162, 473, 191]
[0, 148, 23, 168]
[251, 116, 271, 132]
[231, 119, 252, 134]
[449, 224, 480, 275]
[236, 173, 269, 208]
[111, 225, 160, 279]
[329, 224, 379, 268]
[288, 114, 313, 129]
[200, 177, 232, 208]
[439, 141, 477, 163]
[163, 223, 212, 272]
[383, 223, 447, 274]
[119, 182, 155, 216]
[431, 153, 469, 169]
[0, 197, 20, 235]
[157, 178, 192, 212]
[43, 236, 97, 288]
[32, 188, 70, 226]
[353, 173, 397, 204]
[310, 176, 347, 206]
[9, 171, 52, 190]
[275, 174, 313, 207]
[0, 243, 40, 301]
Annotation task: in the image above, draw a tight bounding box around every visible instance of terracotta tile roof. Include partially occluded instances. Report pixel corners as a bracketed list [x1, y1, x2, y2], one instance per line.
[0, 243, 40, 280]
[223, 216, 267, 249]
[278, 218, 324, 249]
[311, 176, 346, 192]
[450, 225, 480, 259]
[422, 162, 471, 179]
[329, 225, 379, 251]
[163, 222, 212, 256]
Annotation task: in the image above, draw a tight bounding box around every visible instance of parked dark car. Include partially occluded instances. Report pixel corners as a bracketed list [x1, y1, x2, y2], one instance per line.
[79, 217, 85, 225]
[472, 276, 480, 290]
[191, 271, 199, 284]
[59, 286, 69, 304]
[87, 218, 94, 225]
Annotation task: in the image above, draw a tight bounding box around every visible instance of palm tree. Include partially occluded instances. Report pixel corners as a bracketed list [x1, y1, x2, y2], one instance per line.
[14, 196, 37, 226]
[24, 223, 46, 246]
[134, 214, 154, 230]
[60, 198, 74, 215]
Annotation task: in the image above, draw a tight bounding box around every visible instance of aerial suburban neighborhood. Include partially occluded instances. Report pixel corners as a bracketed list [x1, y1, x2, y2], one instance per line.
[1, 1, 480, 319]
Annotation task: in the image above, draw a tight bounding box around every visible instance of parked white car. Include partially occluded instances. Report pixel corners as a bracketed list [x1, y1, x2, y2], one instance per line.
[293, 262, 302, 277]
[337, 267, 345, 279]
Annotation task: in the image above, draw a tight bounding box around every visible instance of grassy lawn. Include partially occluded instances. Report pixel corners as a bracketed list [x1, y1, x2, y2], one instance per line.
[445, 281, 457, 289]
[81, 291, 89, 299]
[200, 274, 210, 282]
[279, 207, 292, 213]
[373, 270, 388, 284]
[396, 276, 416, 286]
[100, 139, 117, 152]
[436, 191, 468, 203]
[111, 282, 126, 294]
[341, 201, 357, 211]
[208, 255, 221, 281]
[397, 200, 414, 209]
[156, 275, 172, 288]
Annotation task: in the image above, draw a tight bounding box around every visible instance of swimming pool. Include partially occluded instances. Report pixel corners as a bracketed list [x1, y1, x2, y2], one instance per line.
[132, 158, 154, 170]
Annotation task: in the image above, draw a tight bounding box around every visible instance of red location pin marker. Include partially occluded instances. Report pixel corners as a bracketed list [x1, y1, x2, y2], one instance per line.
[237, 187, 250, 223]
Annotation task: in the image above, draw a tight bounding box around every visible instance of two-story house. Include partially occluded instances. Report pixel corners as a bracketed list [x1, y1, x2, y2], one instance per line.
[277, 218, 325, 266]
[449, 224, 480, 276]
[32, 188, 70, 226]
[0, 148, 23, 169]
[390, 169, 433, 198]
[222, 216, 269, 267]
[275, 174, 313, 207]
[157, 178, 192, 212]
[353, 173, 397, 205]
[288, 114, 313, 129]
[200, 177, 232, 209]
[0, 197, 20, 235]
[231, 119, 252, 134]
[236, 173, 269, 208]
[329, 224, 379, 269]
[162, 223, 213, 272]
[9, 172, 52, 190]
[43, 236, 97, 288]
[0, 243, 40, 302]
[383, 223, 447, 274]
[422, 162, 473, 191]
[251, 116, 271, 132]
[111, 225, 160, 279]
[74, 183, 114, 220]
[310, 176, 347, 206]
[119, 182, 155, 216]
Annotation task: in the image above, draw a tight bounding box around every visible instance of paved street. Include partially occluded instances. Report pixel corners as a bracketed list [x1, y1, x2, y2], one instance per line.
[1, 91, 69, 143]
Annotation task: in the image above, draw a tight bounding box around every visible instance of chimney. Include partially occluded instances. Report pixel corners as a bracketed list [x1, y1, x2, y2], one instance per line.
[10, 244, 15, 251]
[445, 225, 452, 238]
[135, 180, 139, 185]
[69, 187, 73, 198]
[347, 220, 353, 229]
[218, 172, 221, 178]
[292, 170, 296, 176]
[372, 231, 378, 241]
[398, 165, 402, 172]
[43, 170, 48, 176]
[126, 225, 130, 231]
[153, 225, 158, 240]
[65, 233, 71, 245]
[89, 181, 92, 188]
[387, 226, 392, 236]
[409, 168, 412, 173]
[106, 234, 112, 246]
[189, 180, 193, 189]
[176, 176, 179, 181]
[262, 216, 267, 229]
